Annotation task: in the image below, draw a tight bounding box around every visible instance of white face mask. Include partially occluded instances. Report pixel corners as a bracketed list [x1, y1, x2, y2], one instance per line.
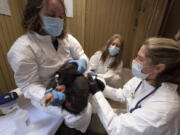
[131, 60, 149, 79]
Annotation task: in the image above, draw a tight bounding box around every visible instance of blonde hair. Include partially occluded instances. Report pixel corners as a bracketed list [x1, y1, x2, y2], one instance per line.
[144, 37, 180, 94]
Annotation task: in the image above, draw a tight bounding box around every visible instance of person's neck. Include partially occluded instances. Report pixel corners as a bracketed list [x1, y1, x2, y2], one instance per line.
[51, 37, 57, 41]
[145, 78, 156, 86]
[145, 73, 158, 86]
[108, 54, 116, 58]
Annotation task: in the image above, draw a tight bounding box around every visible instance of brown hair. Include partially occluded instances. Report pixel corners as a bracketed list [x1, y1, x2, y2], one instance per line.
[144, 37, 180, 94]
[101, 34, 124, 70]
[22, 0, 66, 39]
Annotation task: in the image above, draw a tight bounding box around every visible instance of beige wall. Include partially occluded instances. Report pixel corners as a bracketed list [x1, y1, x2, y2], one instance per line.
[0, 0, 168, 94]
[162, 0, 180, 38]
[84, 0, 136, 65]
[0, 0, 26, 94]
[84, 0, 167, 67]
[66, 0, 86, 47]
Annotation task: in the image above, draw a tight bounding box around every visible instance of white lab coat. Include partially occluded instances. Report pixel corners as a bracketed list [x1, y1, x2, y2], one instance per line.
[92, 77, 180, 135]
[89, 51, 123, 87]
[7, 32, 92, 132]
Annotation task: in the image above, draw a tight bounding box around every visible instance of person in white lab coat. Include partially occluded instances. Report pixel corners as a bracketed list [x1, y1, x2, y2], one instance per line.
[89, 34, 124, 88]
[7, 0, 92, 133]
[89, 37, 180, 135]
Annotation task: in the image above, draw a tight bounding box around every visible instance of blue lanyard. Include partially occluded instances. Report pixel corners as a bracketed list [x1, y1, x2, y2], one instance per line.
[130, 81, 158, 113]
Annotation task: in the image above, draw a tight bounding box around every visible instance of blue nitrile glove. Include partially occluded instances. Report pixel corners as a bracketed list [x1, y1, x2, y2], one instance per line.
[51, 90, 66, 106]
[69, 58, 87, 74]
[90, 71, 97, 77]
[45, 88, 53, 94]
[45, 88, 66, 106]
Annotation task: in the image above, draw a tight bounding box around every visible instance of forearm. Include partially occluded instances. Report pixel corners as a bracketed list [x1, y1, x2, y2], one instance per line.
[93, 92, 118, 135]
[98, 70, 115, 80]
[103, 85, 126, 102]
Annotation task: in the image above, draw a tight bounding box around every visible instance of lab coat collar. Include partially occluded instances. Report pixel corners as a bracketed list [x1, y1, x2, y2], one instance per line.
[143, 80, 178, 93]
[137, 79, 156, 95]
[143, 80, 155, 89]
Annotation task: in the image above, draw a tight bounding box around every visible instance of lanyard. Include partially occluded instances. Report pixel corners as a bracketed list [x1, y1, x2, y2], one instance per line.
[130, 81, 158, 113]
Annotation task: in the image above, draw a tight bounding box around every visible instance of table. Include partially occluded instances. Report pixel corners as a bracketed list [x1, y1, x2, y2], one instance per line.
[0, 89, 63, 135]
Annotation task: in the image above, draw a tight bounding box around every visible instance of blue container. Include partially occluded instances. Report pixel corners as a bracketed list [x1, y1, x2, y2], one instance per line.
[0, 92, 19, 114]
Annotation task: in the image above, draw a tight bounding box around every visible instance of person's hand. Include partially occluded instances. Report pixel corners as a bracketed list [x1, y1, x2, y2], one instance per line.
[44, 92, 53, 106]
[43, 88, 66, 106]
[89, 78, 105, 95]
[95, 78, 105, 91]
[69, 58, 87, 74]
[42, 88, 53, 106]
[51, 90, 66, 106]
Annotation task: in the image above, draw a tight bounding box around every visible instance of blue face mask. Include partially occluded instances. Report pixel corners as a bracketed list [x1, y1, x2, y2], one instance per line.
[131, 60, 149, 79]
[108, 45, 120, 56]
[42, 16, 64, 37]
